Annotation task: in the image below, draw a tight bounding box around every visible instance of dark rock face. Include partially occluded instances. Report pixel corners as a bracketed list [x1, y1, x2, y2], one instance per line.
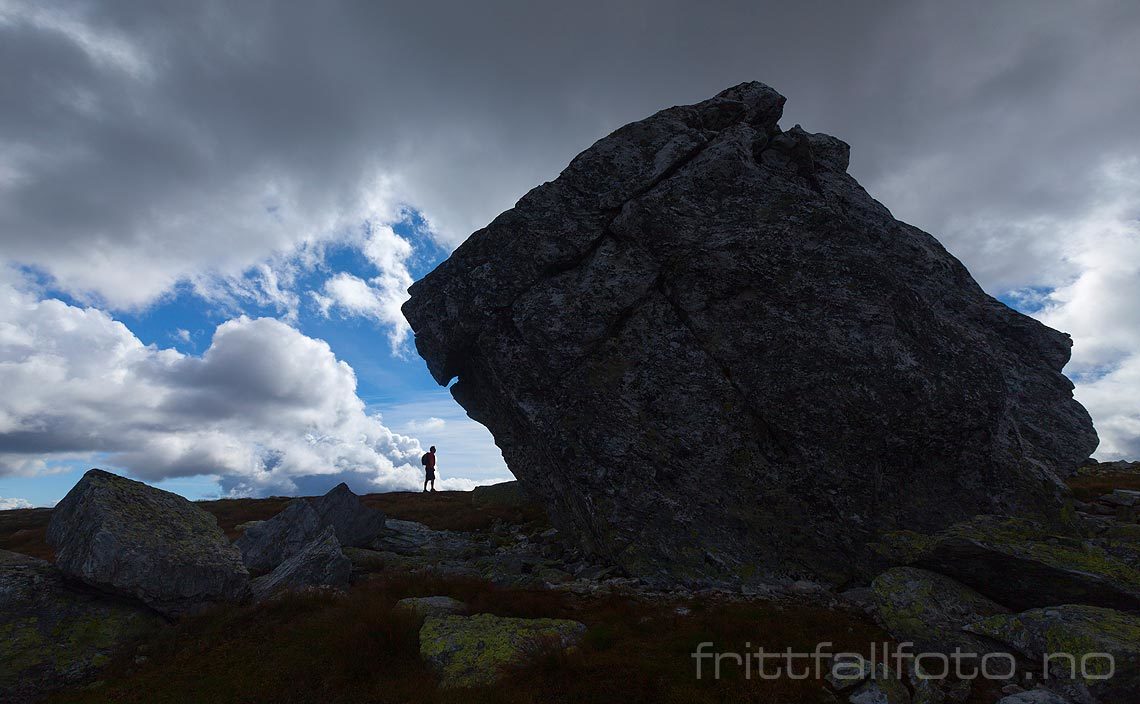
[46, 469, 249, 616]
[250, 526, 351, 601]
[402, 82, 1097, 586]
[0, 549, 159, 703]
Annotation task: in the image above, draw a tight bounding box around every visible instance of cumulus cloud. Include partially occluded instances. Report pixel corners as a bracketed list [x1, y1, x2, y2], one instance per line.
[0, 497, 33, 510]
[0, 278, 441, 495]
[406, 417, 446, 433]
[1032, 159, 1140, 459]
[313, 224, 415, 353]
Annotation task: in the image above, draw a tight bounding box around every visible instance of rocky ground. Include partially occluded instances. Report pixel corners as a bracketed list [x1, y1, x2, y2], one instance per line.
[2, 467, 1139, 703]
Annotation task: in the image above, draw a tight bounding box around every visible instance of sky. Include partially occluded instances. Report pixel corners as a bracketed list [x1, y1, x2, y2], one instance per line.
[1, 0, 1138, 508]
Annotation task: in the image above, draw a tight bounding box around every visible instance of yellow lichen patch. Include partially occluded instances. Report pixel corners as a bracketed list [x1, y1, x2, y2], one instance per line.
[419, 613, 586, 688]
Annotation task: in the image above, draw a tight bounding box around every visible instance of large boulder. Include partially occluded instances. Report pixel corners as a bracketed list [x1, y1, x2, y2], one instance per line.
[46, 469, 249, 617]
[402, 81, 1097, 585]
[249, 526, 351, 601]
[419, 613, 586, 688]
[0, 549, 158, 703]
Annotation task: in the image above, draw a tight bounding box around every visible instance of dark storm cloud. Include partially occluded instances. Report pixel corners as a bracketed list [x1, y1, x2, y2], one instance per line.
[3, 0, 1134, 297]
[2, 0, 1139, 458]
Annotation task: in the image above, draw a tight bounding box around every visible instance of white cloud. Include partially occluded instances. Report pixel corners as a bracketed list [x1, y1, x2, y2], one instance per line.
[314, 224, 415, 353]
[0, 496, 33, 510]
[406, 417, 446, 433]
[0, 278, 455, 495]
[1026, 159, 1140, 460]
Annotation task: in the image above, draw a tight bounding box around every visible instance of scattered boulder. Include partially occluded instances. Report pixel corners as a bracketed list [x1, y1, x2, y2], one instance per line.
[395, 596, 467, 618]
[0, 549, 158, 703]
[234, 483, 386, 573]
[965, 605, 1140, 704]
[470, 481, 528, 509]
[46, 469, 249, 617]
[234, 500, 321, 572]
[875, 517, 1140, 611]
[250, 526, 351, 601]
[871, 567, 1008, 655]
[1076, 460, 1140, 478]
[402, 81, 1097, 586]
[419, 613, 586, 688]
[307, 482, 387, 547]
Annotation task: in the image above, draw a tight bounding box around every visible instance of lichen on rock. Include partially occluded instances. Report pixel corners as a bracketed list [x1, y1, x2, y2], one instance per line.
[0, 549, 158, 703]
[875, 516, 1140, 610]
[419, 613, 586, 688]
[965, 605, 1140, 703]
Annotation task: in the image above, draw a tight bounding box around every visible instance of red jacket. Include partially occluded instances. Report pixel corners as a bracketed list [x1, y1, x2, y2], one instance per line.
[424, 452, 436, 469]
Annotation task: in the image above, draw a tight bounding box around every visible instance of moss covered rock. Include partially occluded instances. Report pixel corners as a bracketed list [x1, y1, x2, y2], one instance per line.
[419, 613, 585, 688]
[875, 516, 1140, 611]
[0, 549, 159, 703]
[965, 605, 1140, 703]
[871, 567, 1008, 655]
[47, 469, 249, 617]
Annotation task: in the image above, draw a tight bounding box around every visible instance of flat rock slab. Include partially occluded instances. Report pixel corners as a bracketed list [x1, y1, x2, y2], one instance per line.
[877, 516, 1140, 611]
[965, 605, 1140, 704]
[402, 81, 1097, 587]
[419, 613, 586, 688]
[46, 469, 249, 617]
[0, 549, 159, 703]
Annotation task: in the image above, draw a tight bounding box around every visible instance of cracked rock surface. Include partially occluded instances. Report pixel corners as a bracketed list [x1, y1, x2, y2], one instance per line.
[402, 81, 1097, 587]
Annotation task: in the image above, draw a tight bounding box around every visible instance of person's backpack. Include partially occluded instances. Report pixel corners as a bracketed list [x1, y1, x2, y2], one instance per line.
[421, 452, 431, 466]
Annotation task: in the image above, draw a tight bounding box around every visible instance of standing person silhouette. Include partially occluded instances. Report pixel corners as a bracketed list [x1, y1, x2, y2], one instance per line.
[422, 445, 437, 493]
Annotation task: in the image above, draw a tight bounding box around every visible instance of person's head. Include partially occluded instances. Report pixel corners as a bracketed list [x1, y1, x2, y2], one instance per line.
[429, 446, 436, 453]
